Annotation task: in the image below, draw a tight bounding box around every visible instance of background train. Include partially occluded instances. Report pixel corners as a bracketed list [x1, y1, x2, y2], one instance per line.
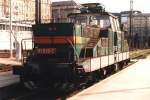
[13, 3, 130, 88]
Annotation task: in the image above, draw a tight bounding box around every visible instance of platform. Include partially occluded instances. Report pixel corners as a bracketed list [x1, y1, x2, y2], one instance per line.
[68, 56, 150, 100]
[0, 71, 20, 88]
[0, 58, 21, 66]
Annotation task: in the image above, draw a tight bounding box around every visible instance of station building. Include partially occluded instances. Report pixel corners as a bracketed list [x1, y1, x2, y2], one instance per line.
[52, 0, 81, 22]
[0, 0, 52, 58]
[114, 11, 150, 49]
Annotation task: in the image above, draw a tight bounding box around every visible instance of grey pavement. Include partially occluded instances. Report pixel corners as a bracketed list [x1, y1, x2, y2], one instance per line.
[0, 71, 20, 88]
[68, 56, 150, 100]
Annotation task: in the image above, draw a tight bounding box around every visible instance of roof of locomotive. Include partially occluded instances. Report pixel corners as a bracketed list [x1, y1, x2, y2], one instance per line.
[82, 3, 102, 7]
[68, 12, 118, 19]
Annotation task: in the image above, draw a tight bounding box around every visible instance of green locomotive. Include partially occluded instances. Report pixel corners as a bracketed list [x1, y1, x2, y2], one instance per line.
[13, 3, 130, 88]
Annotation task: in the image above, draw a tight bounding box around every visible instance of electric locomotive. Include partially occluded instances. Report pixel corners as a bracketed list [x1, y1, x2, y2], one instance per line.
[13, 3, 130, 88]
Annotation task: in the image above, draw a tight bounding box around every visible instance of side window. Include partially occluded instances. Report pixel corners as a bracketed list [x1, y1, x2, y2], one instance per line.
[114, 32, 118, 46]
[0, 25, 2, 30]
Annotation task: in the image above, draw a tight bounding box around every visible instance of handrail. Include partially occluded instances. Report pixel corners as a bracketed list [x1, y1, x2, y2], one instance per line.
[84, 45, 87, 59]
[65, 39, 80, 63]
[21, 38, 33, 64]
[83, 36, 100, 59]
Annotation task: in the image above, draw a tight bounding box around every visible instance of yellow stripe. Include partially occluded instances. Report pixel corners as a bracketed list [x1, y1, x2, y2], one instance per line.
[34, 36, 82, 44]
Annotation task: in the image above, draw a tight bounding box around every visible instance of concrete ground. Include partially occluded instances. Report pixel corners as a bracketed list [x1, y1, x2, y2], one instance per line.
[68, 56, 150, 100]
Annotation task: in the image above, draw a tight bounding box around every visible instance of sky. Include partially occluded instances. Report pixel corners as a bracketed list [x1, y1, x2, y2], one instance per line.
[52, 0, 150, 13]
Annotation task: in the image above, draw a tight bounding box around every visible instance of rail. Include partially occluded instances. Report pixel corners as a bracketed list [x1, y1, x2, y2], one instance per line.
[0, 64, 12, 72]
[66, 39, 80, 63]
[130, 49, 150, 59]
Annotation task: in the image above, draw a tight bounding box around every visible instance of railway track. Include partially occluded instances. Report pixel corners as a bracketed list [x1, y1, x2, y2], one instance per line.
[1, 83, 76, 100]
[0, 64, 12, 72]
[130, 49, 150, 59]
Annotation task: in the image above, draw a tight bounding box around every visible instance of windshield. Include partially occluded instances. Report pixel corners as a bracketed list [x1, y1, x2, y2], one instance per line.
[68, 14, 110, 29]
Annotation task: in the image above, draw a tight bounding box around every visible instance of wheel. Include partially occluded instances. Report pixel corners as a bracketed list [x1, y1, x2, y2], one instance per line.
[23, 81, 37, 90]
[119, 62, 124, 70]
[99, 68, 107, 79]
[114, 64, 119, 72]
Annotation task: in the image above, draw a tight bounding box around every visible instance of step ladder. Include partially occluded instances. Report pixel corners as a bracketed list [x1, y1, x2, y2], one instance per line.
[83, 36, 100, 58]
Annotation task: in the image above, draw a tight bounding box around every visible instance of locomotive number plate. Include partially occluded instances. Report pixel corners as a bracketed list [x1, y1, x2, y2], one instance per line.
[37, 48, 56, 54]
